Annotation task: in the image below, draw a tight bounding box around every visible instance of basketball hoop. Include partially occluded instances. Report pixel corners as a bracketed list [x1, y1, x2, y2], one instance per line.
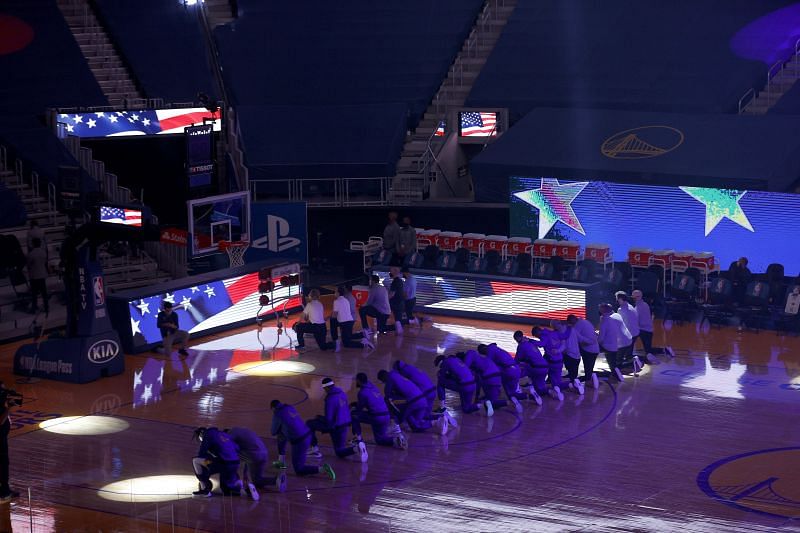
[219, 240, 250, 268]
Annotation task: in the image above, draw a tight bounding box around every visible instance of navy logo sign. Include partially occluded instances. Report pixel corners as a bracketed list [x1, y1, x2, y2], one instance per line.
[87, 339, 119, 364]
[93, 276, 105, 306]
[601, 126, 684, 159]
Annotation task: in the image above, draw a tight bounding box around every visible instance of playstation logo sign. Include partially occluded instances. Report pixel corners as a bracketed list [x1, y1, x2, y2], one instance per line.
[252, 215, 301, 253]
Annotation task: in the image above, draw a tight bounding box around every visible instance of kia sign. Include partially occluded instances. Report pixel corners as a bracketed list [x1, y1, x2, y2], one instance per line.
[248, 202, 308, 265]
[87, 339, 120, 364]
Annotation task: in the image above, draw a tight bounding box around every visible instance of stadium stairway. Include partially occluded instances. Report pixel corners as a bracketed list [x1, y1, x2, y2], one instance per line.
[388, 0, 518, 203]
[57, 0, 142, 107]
[741, 53, 800, 115]
[204, 0, 237, 28]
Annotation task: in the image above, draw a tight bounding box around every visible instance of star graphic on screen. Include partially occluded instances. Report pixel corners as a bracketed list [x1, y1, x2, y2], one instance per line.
[87, 119, 96, 128]
[136, 299, 150, 315]
[190, 286, 200, 293]
[141, 384, 153, 405]
[180, 295, 192, 310]
[131, 318, 141, 334]
[513, 178, 589, 239]
[204, 285, 216, 298]
[95, 112, 104, 117]
[109, 115, 118, 123]
[163, 292, 176, 304]
[679, 187, 754, 236]
[60, 113, 68, 118]
[66, 123, 74, 133]
[73, 115, 83, 124]
[133, 369, 143, 389]
[142, 118, 151, 126]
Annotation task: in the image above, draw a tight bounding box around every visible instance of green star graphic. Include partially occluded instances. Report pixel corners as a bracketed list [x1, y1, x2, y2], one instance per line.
[679, 187, 754, 236]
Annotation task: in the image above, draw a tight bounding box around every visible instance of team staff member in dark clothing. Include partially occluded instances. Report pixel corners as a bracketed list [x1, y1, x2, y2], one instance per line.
[0, 384, 19, 503]
[387, 268, 405, 334]
[270, 401, 335, 479]
[156, 301, 189, 356]
[191, 427, 242, 497]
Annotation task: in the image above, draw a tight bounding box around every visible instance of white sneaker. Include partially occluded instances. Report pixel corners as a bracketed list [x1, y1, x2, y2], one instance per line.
[395, 322, 403, 335]
[511, 396, 523, 413]
[307, 447, 322, 458]
[409, 318, 419, 326]
[614, 368, 625, 382]
[438, 415, 449, 435]
[335, 339, 342, 353]
[484, 400, 494, 417]
[591, 373, 599, 389]
[247, 482, 259, 501]
[362, 328, 373, 337]
[633, 356, 643, 375]
[275, 472, 287, 492]
[573, 378, 585, 395]
[444, 411, 458, 428]
[666, 346, 675, 358]
[529, 389, 543, 406]
[361, 337, 375, 350]
[393, 433, 408, 450]
[357, 441, 369, 463]
[646, 353, 660, 365]
[554, 386, 564, 402]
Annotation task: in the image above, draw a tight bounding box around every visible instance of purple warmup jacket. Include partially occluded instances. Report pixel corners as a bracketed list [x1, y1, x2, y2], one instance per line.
[463, 350, 501, 386]
[271, 403, 310, 441]
[357, 381, 390, 420]
[325, 386, 352, 428]
[516, 338, 547, 367]
[485, 343, 516, 368]
[384, 370, 424, 404]
[440, 356, 476, 385]
[396, 361, 435, 393]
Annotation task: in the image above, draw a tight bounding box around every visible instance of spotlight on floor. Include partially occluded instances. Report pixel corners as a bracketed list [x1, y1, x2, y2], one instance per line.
[39, 416, 130, 435]
[229, 360, 315, 377]
[98, 475, 204, 503]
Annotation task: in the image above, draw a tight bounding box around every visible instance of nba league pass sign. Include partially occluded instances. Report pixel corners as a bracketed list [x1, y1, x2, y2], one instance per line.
[247, 202, 308, 265]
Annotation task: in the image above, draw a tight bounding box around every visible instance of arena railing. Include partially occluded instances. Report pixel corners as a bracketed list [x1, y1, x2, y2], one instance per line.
[249, 177, 393, 207]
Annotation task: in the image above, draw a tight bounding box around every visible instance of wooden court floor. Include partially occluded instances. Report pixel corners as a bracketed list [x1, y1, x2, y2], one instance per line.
[1, 314, 799, 532]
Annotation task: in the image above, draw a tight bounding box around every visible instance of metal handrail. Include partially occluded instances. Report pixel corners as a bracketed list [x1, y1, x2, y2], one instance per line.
[767, 60, 784, 105]
[738, 88, 756, 114]
[47, 182, 57, 224]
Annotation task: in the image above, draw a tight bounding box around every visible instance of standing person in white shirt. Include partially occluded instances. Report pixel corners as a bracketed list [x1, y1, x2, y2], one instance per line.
[615, 292, 641, 373]
[359, 275, 392, 335]
[567, 314, 600, 389]
[558, 319, 587, 393]
[401, 266, 419, 326]
[331, 286, 374, 352]
[631, 290, 673, 361]
[598, 303, 630, 382]
[293, 289, 332, 351]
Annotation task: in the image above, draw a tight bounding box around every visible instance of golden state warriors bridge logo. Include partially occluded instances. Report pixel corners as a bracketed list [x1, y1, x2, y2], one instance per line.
[697, 447, 800, 518]
[601, 125, 684, 159]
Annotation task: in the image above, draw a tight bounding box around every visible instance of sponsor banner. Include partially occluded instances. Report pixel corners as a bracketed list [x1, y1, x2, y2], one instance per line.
[247, 202, 308, 265]
[161, 227, 189, 246]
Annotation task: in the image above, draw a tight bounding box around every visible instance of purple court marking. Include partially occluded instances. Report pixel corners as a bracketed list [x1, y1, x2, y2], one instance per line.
[697, 446, 800, 520]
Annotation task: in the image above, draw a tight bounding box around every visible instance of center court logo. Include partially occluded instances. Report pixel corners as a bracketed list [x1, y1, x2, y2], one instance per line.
[697, 447, 800, 518]
[601, 125, 684, 159]
[252, 215, 301, 253]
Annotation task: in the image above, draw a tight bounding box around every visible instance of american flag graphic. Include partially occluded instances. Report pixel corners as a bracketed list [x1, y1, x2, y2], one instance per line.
[57, 108, 221, 138]
[100, 206, 142, 227]
[460, 111, 497, 137]
[435, 120, 446, 137]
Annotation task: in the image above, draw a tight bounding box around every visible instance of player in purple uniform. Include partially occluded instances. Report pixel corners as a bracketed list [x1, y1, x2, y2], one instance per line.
[393, 360, 436, 414]
[459, 349, 523, 415]
[306, 378, 368, 462]
[191, 427, 242, 497]
[224, 426, 287, 500]
[351, 373, 408, 449]
[377, 369, 449, 434]
[513, 330, 549, 404]
[270, 400, 335, 480]
[532, 323, 582, 398]
[478, 343, 528, 405]
[434, 354, 479, 414]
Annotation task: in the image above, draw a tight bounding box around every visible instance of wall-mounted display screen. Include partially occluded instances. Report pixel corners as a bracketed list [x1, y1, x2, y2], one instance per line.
[186, 124, 214, 188]
[56, 107, 222, 139]
[459, 111, 497, 137]
[99, 205, 142, 227]
[510, 176, 800, 273]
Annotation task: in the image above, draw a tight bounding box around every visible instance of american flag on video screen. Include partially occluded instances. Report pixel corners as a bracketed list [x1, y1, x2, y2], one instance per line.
[460, 112, 497, 136]
[58, 108, 221, 138]
[101, 206, 142, 226]
[435, 120, 446, 136]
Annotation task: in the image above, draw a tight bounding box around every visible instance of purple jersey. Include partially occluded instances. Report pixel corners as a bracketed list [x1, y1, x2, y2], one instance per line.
[197, 427, 240, 462]
[534, 329, 568, 360]
[440, 356, 475, 384]
[396, 361, 435, 393]
[272, 403, 309, 440]
[324, 386, 352, 428]
[465, 350, 501, 385]
[357, 381, 390, 416]
[516, 338, 547, 367]
[485, 343, 516, 368]
[384, 370, 424, 403]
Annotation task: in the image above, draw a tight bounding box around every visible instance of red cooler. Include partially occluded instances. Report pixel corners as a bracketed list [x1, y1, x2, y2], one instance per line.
[462, 233, 485, 255]
[438, 231, 462, 251]
[651, 249, 674, 269]
[556, 241, 581, 261]
[418, 229, 440, 249]
[508, 237, 532, 256]
[585, 243, 611, 263]
[672, 250, 695, 271]
[628, 248, 652, 267]
[533, 239, 557, 258]
[484, 235, 509, 254]
[352, 285, 370, 309]
[692, 252, 715, 271]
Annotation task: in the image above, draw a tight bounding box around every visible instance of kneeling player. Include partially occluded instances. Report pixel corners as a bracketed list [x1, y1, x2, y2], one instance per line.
[351, 373, 407, 449]
[270, 400, 335, 480]
[306, 378, 368, 462]
[434, 354, 479, 414]
[191, 427, 242, 497]
[224, 427, 286, 500]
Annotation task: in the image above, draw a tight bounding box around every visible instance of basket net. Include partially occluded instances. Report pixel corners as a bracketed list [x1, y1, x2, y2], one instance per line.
[219, 240, 250, 268]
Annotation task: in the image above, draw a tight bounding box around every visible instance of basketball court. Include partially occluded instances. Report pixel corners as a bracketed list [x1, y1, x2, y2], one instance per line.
[2, 310, 798, 531]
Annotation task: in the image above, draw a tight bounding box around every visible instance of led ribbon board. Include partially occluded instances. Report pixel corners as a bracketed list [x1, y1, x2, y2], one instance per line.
[55, 107, 221, 138]
[510, 177, 800, 274]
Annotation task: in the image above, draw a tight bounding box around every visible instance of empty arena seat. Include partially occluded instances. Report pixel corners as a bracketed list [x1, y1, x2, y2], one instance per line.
[467, 255, 487, 273]
[403, 251, 424, 269]
[497, 257, 519, 277]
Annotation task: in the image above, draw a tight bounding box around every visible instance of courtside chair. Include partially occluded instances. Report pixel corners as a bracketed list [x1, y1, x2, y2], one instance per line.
[701, 277, 735, 328]
[422, 244, 441, 269]
[497, 256, 519, 277]
[403, 250, 424, 268]
[468, 255, 488, 273]
[739, 280, 771, 332]
[533, 261, 554, 280]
